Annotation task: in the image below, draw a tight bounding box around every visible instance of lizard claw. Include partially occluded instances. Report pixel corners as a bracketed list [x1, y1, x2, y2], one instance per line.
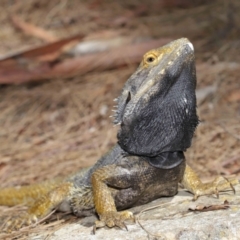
[222, 176, 236, 194]
[0, 213, 37, 233]
[192, 176, 238, 201]
[93, 210, 134, 234]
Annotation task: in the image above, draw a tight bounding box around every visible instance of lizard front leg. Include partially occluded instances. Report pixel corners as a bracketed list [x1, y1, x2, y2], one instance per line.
[181, 165, 239, 200]
[1, 182, 73, 232]
[91, 165, 135, 232]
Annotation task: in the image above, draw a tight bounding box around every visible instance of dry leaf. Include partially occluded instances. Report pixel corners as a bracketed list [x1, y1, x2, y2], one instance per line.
[189, 202, 229, 212]
[11, 15, 57, 42]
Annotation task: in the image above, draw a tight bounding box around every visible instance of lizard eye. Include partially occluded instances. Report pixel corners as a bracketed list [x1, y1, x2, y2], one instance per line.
[146, 56, 155, 63]
[145, 53, 157, 64]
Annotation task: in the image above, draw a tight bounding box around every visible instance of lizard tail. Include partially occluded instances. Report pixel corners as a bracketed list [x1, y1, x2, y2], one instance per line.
[0, 179, 62, 206]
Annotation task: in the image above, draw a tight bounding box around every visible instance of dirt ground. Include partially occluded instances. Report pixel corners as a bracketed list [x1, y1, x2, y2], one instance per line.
[0, 0, 239, 239]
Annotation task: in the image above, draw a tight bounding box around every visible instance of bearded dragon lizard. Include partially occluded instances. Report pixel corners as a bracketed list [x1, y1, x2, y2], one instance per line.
[0, 38, 238, 233]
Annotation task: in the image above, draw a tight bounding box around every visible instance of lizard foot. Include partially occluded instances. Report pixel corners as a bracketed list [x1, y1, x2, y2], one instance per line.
[192, 176, 238, 201]
[0, 213, 37, 233]
[182, 165, 239, 201]
[93, 210, 134, 233]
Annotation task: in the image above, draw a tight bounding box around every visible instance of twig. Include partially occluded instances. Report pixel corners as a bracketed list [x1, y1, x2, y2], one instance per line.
[10, 15, 57, 42]
[136, 200, 186, 238]
[218, 122, 240, 141]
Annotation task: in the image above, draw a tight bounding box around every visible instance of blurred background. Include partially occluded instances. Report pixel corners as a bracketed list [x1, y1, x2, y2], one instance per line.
[0, 0, 239, 237]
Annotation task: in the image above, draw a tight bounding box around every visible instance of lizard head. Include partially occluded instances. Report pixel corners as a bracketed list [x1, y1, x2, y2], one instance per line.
[115, 38, 199, 158]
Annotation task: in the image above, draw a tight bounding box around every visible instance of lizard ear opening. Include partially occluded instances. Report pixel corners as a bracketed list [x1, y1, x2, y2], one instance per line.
[126, 92, 131, 104]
